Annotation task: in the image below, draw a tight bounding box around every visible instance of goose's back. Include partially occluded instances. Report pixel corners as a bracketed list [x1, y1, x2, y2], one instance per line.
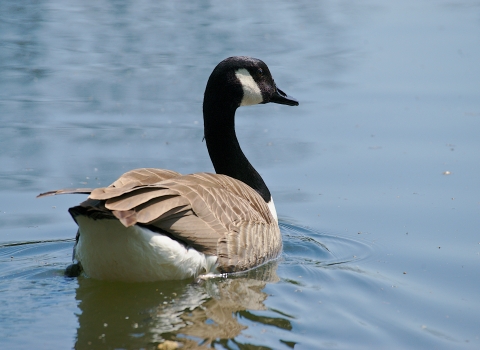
[69, 168, 281, 273]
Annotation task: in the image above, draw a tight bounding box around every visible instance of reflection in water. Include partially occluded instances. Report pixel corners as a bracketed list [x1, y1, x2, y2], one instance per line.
[0, 224, 370, 349]
[3, 0, 477, 347]
[74, 261, 288, 349]
[73, 223, 368, 349]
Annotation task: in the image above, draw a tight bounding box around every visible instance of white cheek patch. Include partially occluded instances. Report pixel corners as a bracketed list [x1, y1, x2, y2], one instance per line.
[235, 68, 263, 106]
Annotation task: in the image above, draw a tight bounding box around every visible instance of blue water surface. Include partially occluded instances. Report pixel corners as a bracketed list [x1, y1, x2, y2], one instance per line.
[1, 1, 479, 349]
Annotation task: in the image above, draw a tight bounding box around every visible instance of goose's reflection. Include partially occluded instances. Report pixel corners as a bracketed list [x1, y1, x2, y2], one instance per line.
[74, 260, 288, 349]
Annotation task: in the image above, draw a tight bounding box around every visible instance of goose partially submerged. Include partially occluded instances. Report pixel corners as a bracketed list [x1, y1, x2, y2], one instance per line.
[38, 56, 298, 282]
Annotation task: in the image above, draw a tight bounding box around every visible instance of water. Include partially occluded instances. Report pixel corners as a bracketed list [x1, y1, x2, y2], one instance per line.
[1, 0, 479, 348]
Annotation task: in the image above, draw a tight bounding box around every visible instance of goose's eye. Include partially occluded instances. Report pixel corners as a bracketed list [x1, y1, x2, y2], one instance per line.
[257, 68, 263, 77]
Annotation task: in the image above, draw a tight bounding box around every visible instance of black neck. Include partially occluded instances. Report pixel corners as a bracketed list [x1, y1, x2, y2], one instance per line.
[203, 100, 271, 203]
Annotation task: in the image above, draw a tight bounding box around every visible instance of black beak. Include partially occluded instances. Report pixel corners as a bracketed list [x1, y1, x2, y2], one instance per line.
[269, 86, 299, 106]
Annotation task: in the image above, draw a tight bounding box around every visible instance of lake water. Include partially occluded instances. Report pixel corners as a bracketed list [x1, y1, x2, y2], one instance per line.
[1, 1, 479, 349]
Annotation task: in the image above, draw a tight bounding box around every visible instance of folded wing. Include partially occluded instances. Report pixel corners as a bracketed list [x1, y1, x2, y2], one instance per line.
[46, 168, 281, 273]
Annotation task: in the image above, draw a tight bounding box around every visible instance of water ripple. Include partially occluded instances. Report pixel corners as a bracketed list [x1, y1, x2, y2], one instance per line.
[0, 239, 74, 280]
[280, 221, 373, 268]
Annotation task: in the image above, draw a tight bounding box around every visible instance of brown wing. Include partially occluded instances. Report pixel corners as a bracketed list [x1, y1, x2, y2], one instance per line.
[44, 168, 281, 273]
[109, 168, 182, 189]
[36, 168, 180, 198]
[37, 188, 94, 198]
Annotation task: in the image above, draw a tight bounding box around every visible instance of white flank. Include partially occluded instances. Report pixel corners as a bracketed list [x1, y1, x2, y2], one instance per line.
[235, 68, 263, 106]
[75, 216, 218, 282]
[267, 197, 278, 223]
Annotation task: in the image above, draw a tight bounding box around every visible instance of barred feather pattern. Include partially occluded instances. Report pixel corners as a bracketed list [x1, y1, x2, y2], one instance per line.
[56, 168, 281, 274]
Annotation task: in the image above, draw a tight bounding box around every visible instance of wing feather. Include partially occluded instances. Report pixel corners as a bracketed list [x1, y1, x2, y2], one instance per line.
[111, 168, 181, 188]
[37, 188, 94, 198]
[40, 169, 281, 273]
[105, 188, 178, 211]
[135, 196, 190, 224]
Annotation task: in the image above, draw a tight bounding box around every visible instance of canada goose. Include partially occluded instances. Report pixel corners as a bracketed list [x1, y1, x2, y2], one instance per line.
[38, 56, 299, 282]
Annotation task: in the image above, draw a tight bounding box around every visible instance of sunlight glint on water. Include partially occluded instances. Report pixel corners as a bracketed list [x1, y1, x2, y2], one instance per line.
[1, 0, 479, 348]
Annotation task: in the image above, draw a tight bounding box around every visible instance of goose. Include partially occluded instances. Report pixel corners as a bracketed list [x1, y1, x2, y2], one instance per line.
[38, 56, 299, 282]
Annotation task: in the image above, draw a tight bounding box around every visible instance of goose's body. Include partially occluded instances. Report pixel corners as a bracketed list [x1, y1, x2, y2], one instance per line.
[39, 56, 298, 282]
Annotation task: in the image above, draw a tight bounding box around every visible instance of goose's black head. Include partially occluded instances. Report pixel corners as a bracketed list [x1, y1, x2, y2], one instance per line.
[204, 56, 299, 111]
[203, 56, 298, 203]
